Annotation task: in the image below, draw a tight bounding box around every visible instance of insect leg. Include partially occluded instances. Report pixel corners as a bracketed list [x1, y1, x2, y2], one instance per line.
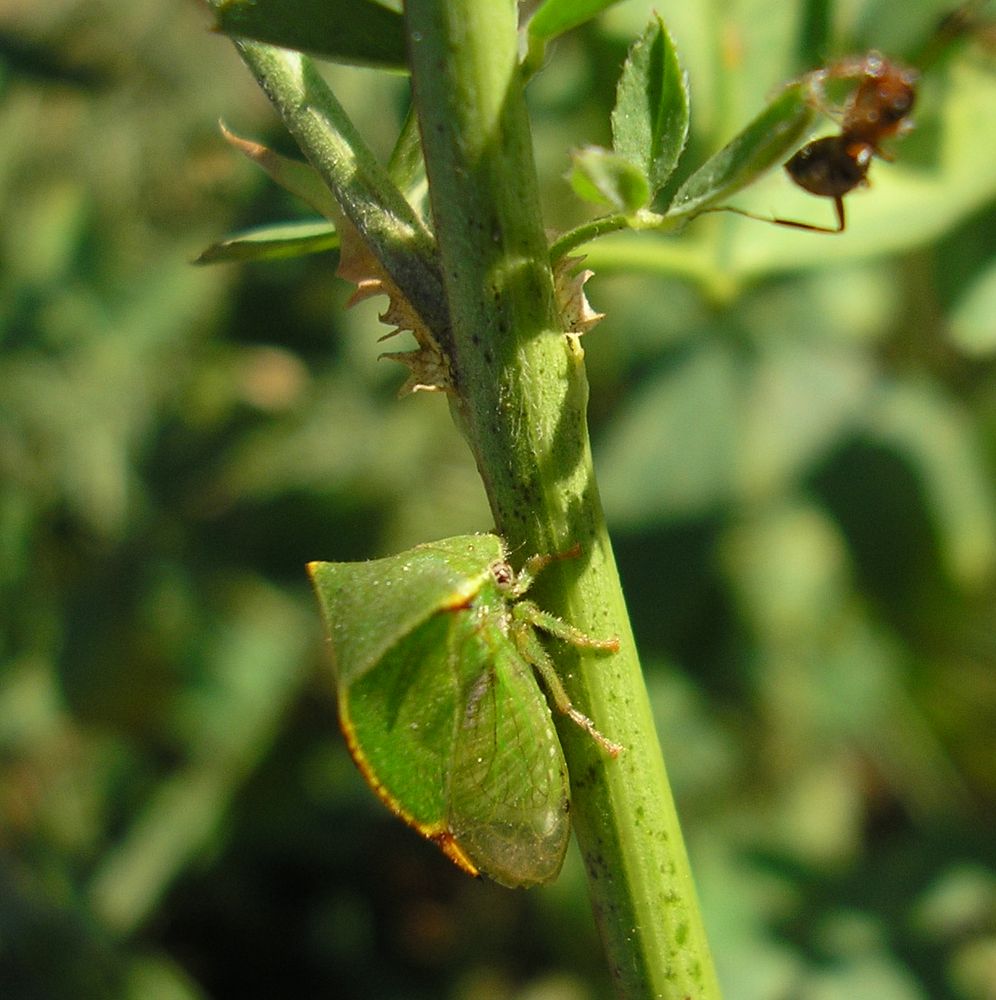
[704, 203, 846, 233]
[513, 600, 619, 652]
[510, 609, 623, 757]
[506, 544, 584, 598]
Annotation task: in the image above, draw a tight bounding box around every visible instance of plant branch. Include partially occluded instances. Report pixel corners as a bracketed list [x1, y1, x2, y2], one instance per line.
[405, 1, 720, 996]
[228, 37, 449, 342]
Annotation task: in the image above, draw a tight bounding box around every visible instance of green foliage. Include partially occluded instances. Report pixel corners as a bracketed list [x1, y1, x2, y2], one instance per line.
[667, 85, 814, 217]
[215, 0, 407, 69]
[568, 146, 651, 211]
[195, 219, 339, 264]
[948, 256, 996, 355]
[3, 1, 996, 999]
[610, 15, 689, 200]
[527, 0, 627, 42]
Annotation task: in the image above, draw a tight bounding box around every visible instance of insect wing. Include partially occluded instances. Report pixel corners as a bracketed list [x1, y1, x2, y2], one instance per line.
[446, 590, 571, 888]
[338, 610, 469, 852]
[308, 534, 503, 688]
[309, 534, 573, 886]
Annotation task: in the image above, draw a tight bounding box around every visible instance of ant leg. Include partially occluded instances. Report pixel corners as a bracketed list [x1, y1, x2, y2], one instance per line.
[831, 194, 846, 232]
[767, 203, 845, 233]
[770, 193, 845, 232]
[705, 202, 845, 234]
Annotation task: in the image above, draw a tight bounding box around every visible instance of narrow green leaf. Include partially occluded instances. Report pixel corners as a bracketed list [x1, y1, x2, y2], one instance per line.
[195, 220, 338, 265]
[387, 105, 426, 205]
[798, 0, 833, 68]
[568, 146, 651, 211]
[527, 0, 626, 42]
[668, 84, 815, 218]
[229, 44, 448, 345]
[611, 14, 689, 197]
[221, 123, 339, 220]
[215, 0, 407, 70]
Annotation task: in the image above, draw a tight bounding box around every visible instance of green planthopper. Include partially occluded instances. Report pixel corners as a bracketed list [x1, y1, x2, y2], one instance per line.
[308, 534, 622, 888]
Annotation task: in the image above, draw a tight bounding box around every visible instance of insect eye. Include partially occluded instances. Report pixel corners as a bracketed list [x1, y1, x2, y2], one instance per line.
[890, 92, 914, 118]
[491, 561, 515, 587]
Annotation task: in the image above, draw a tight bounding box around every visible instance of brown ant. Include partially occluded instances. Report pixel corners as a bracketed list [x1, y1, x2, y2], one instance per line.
[771, 0, 996, 232]
[780, 53, 917, 232]
[730, 52, 919, 233]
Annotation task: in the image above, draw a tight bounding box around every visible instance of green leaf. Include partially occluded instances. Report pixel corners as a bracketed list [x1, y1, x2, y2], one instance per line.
[611, 14, 689, 197]
[215, 0, 407, 70]
[195, 220, 339, 265]
[568, 146, 651, 211]
[230, 45, 448, 345]
[527, 0, 627, 42]
[668, 83, 815, 218]
[387, 106, 424, 197]
[949, 258, 996, 356]
[221, 123, 340, 219]
[308, 535, 619, 888]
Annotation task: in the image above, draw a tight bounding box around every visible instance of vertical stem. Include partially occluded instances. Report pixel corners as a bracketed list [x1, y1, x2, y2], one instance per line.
[406, 2, 720, 997]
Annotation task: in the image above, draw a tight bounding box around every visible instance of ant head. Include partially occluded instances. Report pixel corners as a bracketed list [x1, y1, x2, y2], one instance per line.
[798, 52, 918, 146]
[846, 60, 917, 143]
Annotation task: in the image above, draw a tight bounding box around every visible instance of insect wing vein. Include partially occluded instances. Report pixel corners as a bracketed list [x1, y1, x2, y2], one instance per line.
[445, 599, 570, 888]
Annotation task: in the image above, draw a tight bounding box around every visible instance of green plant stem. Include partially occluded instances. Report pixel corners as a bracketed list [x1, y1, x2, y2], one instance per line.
[227, 36, 449, 342]
[549, 208, 683, 263]
[405, 2, 720, 997]
[549, 212, 636, 261]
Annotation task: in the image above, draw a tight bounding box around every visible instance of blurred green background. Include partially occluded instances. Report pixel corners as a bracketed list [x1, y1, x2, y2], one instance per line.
[1, 1, 995, 998]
